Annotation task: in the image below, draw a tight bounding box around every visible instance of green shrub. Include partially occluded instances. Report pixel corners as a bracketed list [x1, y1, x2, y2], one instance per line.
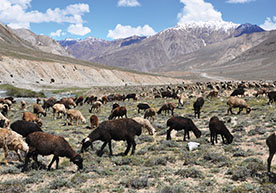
[175, 168, 204, 179]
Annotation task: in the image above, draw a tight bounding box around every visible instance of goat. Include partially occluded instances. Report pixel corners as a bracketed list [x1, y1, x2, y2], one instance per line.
[80, 118, 142, 156]
[227, 96, 251, 115]
[108, 106, 127, 120]
[0, 128, 29, 165]
[42, 97, 57, 111]
[206, 90, 218, 98]
[209, 116, 233, 145]
[157, 102, 176, 116]
[89, 115, 99, 129]
[10, 120, 43, 137]
[84, 95, 97, 104]
[230, 88, 245, 97]
[144, 107, 156, 122]
[0, 103, 9, 117]
[22, 112, 43, 127]
[58, 97, 76, 109]
[52, 103, 66, 119]
[266, 132, 276, 172]
[23, 131, 83, 171]
[74, 96, 84, 106]
[66, 109, 86, 126]
[89, 101, 102, 113]
[166, 116, 201, 141]
[132, 117, 155, 135]
[21, 100, 26, 110]
[123, 93, 137, 101]
[193, 97, 204, 118]
[0, 112, 10, 128]
[137, 103, 150, 113]
[268, 91, 276, 104]
[33, 104, 46, 117]
[111, 103, 120, 112]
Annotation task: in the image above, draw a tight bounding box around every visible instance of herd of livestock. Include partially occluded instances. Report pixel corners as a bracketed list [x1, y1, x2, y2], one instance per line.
[1, 80, 276, 174]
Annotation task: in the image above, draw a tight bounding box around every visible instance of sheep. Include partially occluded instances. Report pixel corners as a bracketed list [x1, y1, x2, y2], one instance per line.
[21, 100, 26, 109]
[0, 128, 29, 165]
[193, 97, 204, 119]
[166, 116, 201, 141]
[89, 115, 99, 129]
[42, 97, 57, 111]
[255, 88, 269, 97]
[22, 112, 43, 127]
[36, 97, 41, 104]
[58, 97, 77, 109]
[144, 107, 156, 122]
[84, 95, 97, 104]
[80, 118, 142, 157]
[66, 109, 86, 126]
[4, 96, 16, 103]
[227, 96, 251, 115]
[0, 112, 10, 128]
[23, 131, 83, 171]
[266, 132, 276, 172]
[33, 104, 46, 117]
[268, 91, 276, 104]
[108, 106, 127, 120]
[89, 101, 102, 113]
[206, 90, 219, 98]
[0, 103, 9, 117]
[157, 102, 176, 116]
[123, 93, 138, 101]
[209, 116, 233, 145]
[74, 96, 84, 106]
[52, 103, 66, 120]
[111, 103, 120, 112]
[137, 103, 150, 113]
[10, 120, 43, 137]
[230, 88, 245, 97]
[132, 117, 155, 135]
[177, 93, 186, 108]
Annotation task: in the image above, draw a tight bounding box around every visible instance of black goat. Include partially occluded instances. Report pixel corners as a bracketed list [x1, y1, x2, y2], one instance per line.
[193, 97, 204, 118]
[81, 118, 142, 156]
[10, 120, 43, 137]
[266, 132, 276, 172]
[209, 116, 233, 145]
[230, 88, 245, 97]
[23, 132, 83, 171]
[268, 91, 276, 104]
[123, 93, 137, 101]
[137, 103, 150, 113]
[166, 116, 201, 141]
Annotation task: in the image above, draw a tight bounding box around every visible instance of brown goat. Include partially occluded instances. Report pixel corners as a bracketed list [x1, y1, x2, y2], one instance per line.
[266, 132, 276, 172]
[157, 102, 176, 116]
[227, 97, 251, 115]
[144, 107, 156, 121]
[33, 104, 46, 117]
[108, 106, 127, 120]
[23, 112, 43, 127]
[89, 115, 99, 129]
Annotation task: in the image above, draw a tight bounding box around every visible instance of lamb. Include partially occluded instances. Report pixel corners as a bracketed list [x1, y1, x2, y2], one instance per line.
[23, 131, 83, 171]
[108, 106, 127, 120]
[157, 102, 176, 116]
[89, 101, 102, 113]
[80, 118, 142, 157]
[33, 104, 46, 117]
[21, 100, 26, 109]
[166, 116, 201, 141]
[266, 132, 276, 172]
[267, 91, 276, 104]
[144, 107, 156, 121]
[52, 103, 66, 119]
[22, 112, 43, 127]
[89, 115, 99, 129]
[132, 117, 155, 135]
[209, 116, 233, 145]
[10, 120, 43, 137]
[66, 109, 86, 126]
[137, 103, 150, 113]
[227, 96, 251, 115]
[0, 128, 29, 165]
[193, 97, 204, 118]
[0, 112, 10, 128]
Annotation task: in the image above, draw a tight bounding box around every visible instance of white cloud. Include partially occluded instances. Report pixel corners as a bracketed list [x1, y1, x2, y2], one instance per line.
[0, 0, 91, 36]
[107, 24, 156, 39]
[177, 0, 224, 25]
[117, 0, 140, 7]
[226, 0, 255, 3]
[260, 17, 276, 30]
[68, 23, 91, 36]
[50, 29, 66, 37]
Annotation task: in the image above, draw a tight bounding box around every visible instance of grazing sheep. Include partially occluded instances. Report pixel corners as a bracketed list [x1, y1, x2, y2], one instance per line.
[0, 128, 29, 165]
[58, 97, 77, 109]
[123, 93, 138, 101]
[10, 120, 43, 137]
[74, 96, 84, 106]
[4, 96, 16, 103]
[255, 88, 269, 97]
[209, 116, 233, 145]
[193, 97, 204, 119]
[267, 91, 276, 104]
[80, 118, 142, 156]
[177, 93, 186, 108]
[266, 132, 276, 172]
[66, 109, 86, 126]
[89, 115, 99, 129]
[0, 103, 9, 117]
[230, 88, 245, 97]
[227, 96, 251, 115]
[21, 100, 26, 109]
[89, 101, 102, 113]
[22, 112, 43, 127]
[132, 117, 155, 135]
[108, 106, 127, 120]
[157, 102, 176, 116]
[33, 104, 46, 117]
[144, 107, 156, 122]
[206, 90, 218, 98]
[23, 132, 83, 171]
[42, 97, 57, 111]
[84, 95, 97, 104]
[166, 116, 201, 141]
[52, 103, 66, 119]
[111, 103, 120, 112]
[137, 103, 150, 113]
[0, 112, 10, 128]
[101, 96, 108, 104]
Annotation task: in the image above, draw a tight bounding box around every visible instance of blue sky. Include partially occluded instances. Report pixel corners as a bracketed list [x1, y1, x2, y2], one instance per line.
[0, 0, 275, 40]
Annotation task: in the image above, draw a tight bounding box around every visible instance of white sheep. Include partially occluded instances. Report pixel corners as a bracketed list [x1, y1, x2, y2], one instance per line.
[0, 112, 10, 128]
[66, 109, 86, 126]
[227, 96, 251, 115]
[52, 103, 66, 119]
[132, 117, 155, 135]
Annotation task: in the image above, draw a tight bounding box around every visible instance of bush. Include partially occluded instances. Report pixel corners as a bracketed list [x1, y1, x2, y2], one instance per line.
[175, 168, 204, 179]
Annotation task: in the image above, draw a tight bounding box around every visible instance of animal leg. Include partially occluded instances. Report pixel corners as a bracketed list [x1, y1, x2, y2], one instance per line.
[210, 131, 215, 145]
[55, 156, 59, 169]
[108, 141, 113, 156]
[267, 150, 275, 172]
[166, 127, 173, 140]
[237, 108, 243, 114]
[22, 152, 32, 172]
[4, 145, 8, 165]
[124, 140, 132, 156]
[131, 139, 136, 155]
[221, 135, 226, 144]
[48, 155, 58, 170]
[97, 142, 108, 157]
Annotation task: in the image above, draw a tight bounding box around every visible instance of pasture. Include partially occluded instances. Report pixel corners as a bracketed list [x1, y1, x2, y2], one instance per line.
[0, 85, 276, 193]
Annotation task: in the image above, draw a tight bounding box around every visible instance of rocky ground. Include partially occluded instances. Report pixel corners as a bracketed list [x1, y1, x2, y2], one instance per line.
[0, 86, 276, 193]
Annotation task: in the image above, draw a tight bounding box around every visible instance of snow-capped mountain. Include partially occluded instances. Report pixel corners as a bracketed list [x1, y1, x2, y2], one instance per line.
[234, 23, 265, 37]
